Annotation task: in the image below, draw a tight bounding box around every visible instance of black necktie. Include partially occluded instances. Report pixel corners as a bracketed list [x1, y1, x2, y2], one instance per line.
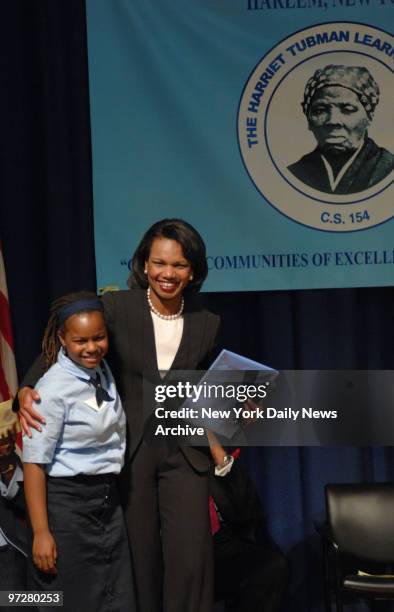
[89, 372, 113, 407]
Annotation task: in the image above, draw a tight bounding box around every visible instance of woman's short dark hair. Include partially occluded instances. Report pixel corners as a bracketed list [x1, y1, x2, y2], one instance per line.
[129, 219, 208, 295]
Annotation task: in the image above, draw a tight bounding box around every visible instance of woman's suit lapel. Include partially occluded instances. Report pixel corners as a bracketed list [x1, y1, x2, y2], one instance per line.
[141, 292, 159, 377]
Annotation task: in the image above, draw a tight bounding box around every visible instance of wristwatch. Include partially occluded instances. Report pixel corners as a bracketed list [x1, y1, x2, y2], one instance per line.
[215, 454, 234, 477]
[221, 455, 232, 468]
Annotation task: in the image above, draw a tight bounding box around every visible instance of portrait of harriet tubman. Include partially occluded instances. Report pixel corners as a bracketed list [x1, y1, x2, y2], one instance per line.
[288, 65, 394, 195]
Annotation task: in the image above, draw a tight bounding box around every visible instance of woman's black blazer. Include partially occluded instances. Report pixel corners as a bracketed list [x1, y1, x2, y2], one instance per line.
[102, 288, 220, 471]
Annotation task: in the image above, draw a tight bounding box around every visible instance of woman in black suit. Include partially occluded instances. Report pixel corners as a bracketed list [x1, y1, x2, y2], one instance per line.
[18, 219, 220, 612]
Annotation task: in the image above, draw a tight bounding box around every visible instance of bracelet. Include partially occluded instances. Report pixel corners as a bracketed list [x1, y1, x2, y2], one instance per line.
[217, 454, 232, 470]
[215, 455, 234, 477]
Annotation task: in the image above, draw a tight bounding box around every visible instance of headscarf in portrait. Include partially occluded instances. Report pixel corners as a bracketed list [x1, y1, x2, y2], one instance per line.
[302, 65, 380, 120]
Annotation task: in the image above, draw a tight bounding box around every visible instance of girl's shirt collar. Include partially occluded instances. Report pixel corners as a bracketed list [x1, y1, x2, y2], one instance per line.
[57, 347, 102, 381]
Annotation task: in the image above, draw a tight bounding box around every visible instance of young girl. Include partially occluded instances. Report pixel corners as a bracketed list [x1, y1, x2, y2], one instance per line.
[23, 292, 135, 612]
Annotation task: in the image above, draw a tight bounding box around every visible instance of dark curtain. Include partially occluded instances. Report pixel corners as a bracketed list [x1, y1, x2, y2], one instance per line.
[0, 3, 393, 611]
[204, 289, 394, 611]
[0, 0, 96, 378]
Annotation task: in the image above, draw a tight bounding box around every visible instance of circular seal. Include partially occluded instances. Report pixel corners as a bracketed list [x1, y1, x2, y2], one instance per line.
[238, 22, 394, 232]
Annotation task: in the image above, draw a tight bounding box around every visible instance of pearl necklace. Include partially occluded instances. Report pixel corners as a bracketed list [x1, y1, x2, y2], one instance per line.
[147, 287, 184, 320]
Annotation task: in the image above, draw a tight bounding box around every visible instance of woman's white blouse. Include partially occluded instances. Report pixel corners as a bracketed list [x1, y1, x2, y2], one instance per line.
[151, 312, 184, 375]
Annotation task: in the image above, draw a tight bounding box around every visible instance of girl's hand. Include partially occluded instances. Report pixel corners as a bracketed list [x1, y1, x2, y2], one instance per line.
[18, 387, 45, 437]
[32, 530, 58, 574]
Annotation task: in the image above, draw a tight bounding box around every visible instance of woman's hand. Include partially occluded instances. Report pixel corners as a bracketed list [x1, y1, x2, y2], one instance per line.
[206, 430, 227, 466]
[239, 398, 262, 426]
[32, 530, 58, 574]
[18, 387, 45, 437]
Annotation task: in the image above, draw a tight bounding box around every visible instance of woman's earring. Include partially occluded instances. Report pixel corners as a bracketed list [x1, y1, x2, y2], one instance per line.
[190, 275, 194, 281]
[144, 268, 147, 274]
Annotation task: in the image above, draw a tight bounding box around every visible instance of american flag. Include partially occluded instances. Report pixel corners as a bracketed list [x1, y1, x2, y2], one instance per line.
[0, 242, 18, 402]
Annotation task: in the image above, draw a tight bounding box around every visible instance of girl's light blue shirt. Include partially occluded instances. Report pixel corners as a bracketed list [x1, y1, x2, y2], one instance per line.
[23, 349, 126, 476]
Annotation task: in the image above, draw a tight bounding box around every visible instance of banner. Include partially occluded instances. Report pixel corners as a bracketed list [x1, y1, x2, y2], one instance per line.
[86, 1, 393, 292]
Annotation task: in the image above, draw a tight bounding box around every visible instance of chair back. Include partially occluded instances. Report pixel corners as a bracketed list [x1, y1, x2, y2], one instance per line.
[325, 483, 394, 563]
